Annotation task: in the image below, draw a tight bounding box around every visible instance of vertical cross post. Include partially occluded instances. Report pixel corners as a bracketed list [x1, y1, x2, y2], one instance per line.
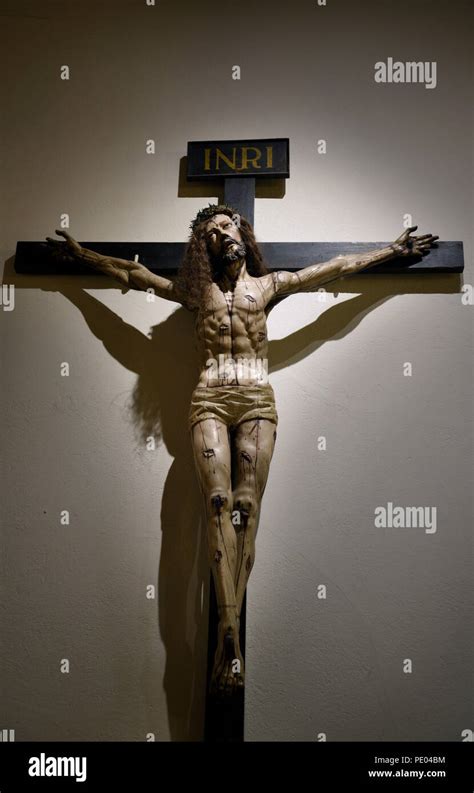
[223, 177, 256, 227]
[203, 175, 256, 742]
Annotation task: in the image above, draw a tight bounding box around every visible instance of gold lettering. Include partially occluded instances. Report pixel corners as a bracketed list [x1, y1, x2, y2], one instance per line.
[215, 147, 237, 170]
[204, 148, 211, 170]
[266, 146, 273, 168]
[238, 147, 262, 171]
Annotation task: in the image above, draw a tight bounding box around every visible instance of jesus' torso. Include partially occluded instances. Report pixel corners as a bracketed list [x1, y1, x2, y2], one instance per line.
[194, 273, 276, 388]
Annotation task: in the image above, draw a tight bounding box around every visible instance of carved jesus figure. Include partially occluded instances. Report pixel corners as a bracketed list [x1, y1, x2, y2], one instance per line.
[46, 207, 438, 696]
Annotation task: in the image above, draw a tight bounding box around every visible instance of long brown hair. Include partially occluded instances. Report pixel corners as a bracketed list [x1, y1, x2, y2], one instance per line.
[174, 210, 268, 310]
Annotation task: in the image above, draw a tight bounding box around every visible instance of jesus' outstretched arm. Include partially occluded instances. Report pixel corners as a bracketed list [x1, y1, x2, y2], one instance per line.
[270, 225, 439, 299]
[45, 229, 185, 304]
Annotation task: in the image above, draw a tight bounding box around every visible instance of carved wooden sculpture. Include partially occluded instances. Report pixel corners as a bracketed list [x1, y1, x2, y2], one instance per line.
[46, 207, 438, 696]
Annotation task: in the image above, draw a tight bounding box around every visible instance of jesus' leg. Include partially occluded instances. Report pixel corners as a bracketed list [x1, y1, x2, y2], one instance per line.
[191, 417, 244, 695]
[231, 419, 277, 620]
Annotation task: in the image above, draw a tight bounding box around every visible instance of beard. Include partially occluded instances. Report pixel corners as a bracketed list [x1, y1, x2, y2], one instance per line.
[211, 239, 247, 273]
[222, 239, 246, 263]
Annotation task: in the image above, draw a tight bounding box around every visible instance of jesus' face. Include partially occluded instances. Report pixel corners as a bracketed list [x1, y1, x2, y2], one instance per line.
[205, 213, 246, 270]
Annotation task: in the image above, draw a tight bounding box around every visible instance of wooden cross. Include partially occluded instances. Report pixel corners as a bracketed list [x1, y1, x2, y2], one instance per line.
[13, 137, 465, 743]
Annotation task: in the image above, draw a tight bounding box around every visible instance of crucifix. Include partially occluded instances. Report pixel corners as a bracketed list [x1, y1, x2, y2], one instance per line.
[15, 137, 464, 743]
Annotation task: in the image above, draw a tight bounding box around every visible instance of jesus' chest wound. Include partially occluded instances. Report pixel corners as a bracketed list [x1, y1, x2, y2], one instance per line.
[196, 280, 269, 352]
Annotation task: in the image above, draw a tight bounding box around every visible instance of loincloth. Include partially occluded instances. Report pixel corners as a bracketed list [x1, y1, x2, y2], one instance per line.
[188, 384, 278, 432]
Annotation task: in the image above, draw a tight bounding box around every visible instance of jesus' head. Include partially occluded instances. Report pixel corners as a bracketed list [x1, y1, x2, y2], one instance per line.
[174, 204, 268, 309]
[204, 212, 246, 273]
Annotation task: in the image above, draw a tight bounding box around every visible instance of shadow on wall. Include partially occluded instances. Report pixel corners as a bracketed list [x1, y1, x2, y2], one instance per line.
[6, 257, 460, 740]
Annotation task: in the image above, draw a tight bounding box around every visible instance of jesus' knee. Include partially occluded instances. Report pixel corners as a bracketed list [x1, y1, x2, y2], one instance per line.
[233, 489, 259, 532]
[208, 489, 232, 519]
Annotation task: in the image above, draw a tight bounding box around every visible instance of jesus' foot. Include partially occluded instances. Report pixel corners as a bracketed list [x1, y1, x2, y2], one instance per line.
[210, 609, 245, 697]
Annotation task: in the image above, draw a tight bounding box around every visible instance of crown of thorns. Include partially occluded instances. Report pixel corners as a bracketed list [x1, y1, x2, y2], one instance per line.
[190, 203, 240, 232]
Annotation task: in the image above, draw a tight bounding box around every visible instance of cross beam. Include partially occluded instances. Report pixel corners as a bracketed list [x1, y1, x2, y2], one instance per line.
[14, 238, 464, 276]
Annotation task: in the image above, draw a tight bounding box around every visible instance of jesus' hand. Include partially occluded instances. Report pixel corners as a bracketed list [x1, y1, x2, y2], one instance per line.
[390, 226, 439, 258]
[45, 230, 82, 263]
